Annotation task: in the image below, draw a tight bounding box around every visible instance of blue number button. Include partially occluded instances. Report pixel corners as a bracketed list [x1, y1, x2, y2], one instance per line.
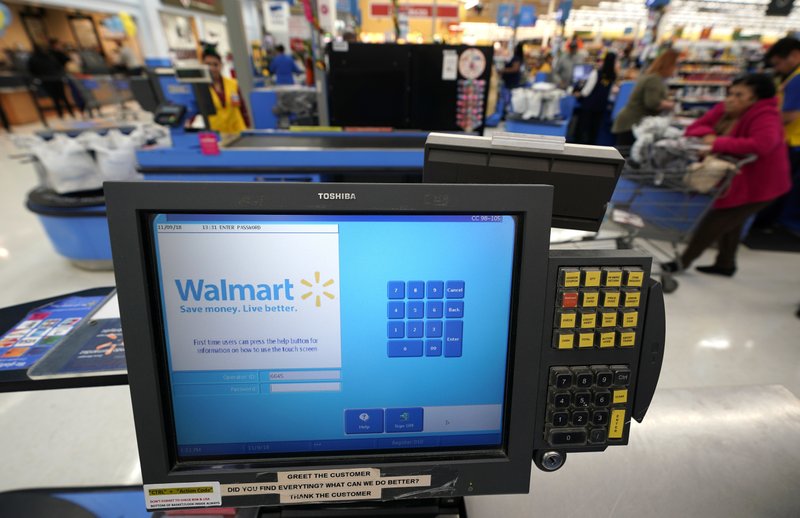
[385, 408, 424, 433]
[446, 281, 465, 298]
[387, 281, 405, 299]
[445, 321, 463, 357]
[426, 321, 442, 338]
[407, 301, 424, 319]
[406, 321, 424, 339]
[388, 340, 423, 357]
[387, 302, 404, 319]
[426, 301, 443, 318]
[345, 409, 384, 434]
[446, 301, 464, 318]
[427, 281, 444, 299]
[407, 281, 425, 299]
[388, 322, 404, 339]
[426, 340, 442, 356]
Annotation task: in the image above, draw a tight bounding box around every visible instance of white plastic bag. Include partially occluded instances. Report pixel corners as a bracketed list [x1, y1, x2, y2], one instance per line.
[89, 129, 142, 182]
[510, 88, 528, 116]
[31, 134, 102, 194]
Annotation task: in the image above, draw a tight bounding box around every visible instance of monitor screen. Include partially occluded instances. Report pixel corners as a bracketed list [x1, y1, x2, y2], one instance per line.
[152, 213, 517, 459]
[107, 182, 550, 509]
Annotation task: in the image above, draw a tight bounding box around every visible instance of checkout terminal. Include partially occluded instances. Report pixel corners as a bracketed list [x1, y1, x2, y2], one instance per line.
[106, 152, 665, 515]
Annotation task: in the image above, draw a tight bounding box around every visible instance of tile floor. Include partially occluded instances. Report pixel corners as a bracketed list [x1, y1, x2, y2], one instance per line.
[0, 122, 799, 509]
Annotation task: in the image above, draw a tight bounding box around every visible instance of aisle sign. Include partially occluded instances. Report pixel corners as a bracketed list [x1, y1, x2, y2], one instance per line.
[318, 0, 337, 33]
[369, 4, 460, 19]
[518, 6, 536, 27]
[555, 0, 572, 24]
[496, 4, 515, 27]
[264, 1, 290, 33]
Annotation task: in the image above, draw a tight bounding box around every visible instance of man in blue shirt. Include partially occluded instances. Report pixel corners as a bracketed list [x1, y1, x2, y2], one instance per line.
[269, 45, 302, 85]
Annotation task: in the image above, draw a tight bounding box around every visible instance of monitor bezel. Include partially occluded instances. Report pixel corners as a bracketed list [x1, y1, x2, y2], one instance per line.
[107, 182, 551, 502]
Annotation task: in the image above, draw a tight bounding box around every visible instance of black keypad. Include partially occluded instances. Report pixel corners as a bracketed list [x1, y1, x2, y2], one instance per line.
[571, 410, 589, 426]
[589, 428, 607, 444]
[545, 365, 631, 447]
[551, 367, 573, 389]
[551, 390, 571, 408]
[611, 365, 631, 386]
[551, 411, 569, 427]
[574, 392, 592, 408]
[548, 428, 587, 446]
[575, 370, 594, 388]
[593, 366, 613, 387]
[592, 409, 609, 425]
[594, 390, 611, 407]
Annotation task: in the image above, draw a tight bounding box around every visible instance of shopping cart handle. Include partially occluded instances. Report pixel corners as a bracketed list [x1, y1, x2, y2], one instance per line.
[717, 154, 757, 168]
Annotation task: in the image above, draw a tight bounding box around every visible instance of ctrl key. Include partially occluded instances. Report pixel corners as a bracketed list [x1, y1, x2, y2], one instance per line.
[548, 428, 587, 446]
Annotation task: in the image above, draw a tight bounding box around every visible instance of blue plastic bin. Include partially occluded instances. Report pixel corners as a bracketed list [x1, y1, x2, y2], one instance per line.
[26, 188, 112, 270]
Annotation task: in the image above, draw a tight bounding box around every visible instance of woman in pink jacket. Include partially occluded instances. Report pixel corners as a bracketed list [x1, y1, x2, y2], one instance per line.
[663, 74, 792, 276]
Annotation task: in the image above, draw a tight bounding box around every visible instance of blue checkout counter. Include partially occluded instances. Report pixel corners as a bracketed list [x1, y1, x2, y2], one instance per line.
[31, 130, 429, 267]
[135, 130, 428, 182]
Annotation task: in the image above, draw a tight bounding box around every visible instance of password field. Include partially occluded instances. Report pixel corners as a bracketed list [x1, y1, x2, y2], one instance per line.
[268, 382, 341, 393]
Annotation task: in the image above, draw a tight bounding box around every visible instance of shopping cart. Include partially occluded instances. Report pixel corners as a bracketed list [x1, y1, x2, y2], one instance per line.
[605, 140, 756, 293]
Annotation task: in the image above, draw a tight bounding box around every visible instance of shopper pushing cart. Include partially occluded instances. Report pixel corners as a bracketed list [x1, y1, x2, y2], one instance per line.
[611, 74, 791, 292]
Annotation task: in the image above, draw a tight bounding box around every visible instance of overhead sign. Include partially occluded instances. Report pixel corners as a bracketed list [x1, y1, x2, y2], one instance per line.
[518, 5, 536, 27]
[161, 0, 224, 16]
[766, 0, 794, 16]
[369, 4, 460, 19]
[264, 0, 290, 33]
[555, 0, 572, 24]
[496, 4, 515, 27]
[318, 0, 337, 33]
[0, 3, 12, 38]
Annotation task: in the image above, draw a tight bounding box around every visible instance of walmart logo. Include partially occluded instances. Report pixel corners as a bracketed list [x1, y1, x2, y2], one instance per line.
[300, 271, 336, 308]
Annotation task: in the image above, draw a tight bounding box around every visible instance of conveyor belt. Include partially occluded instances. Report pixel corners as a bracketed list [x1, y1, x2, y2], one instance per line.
[226, 134, 428, 149]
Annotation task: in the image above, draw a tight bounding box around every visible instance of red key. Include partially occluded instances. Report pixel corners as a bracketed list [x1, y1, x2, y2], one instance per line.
[560, 291, 579, 308]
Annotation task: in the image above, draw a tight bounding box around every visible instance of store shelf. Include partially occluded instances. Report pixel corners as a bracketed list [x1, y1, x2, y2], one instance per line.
[669, 80, 732, 87]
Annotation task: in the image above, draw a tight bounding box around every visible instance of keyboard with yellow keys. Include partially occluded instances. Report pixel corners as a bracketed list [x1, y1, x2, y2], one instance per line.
[533, 250, 665, 471]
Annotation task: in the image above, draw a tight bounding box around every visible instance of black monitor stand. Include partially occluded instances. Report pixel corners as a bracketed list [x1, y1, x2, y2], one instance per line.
[257, 497, 467, 517]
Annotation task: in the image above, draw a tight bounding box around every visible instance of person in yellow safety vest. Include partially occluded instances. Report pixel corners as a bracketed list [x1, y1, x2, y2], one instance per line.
[202, 48, 250, 134]
[757, 37, 800, 230]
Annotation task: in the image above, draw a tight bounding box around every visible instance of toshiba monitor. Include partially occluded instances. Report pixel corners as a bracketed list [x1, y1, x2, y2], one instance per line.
[106, 182, 552, 511]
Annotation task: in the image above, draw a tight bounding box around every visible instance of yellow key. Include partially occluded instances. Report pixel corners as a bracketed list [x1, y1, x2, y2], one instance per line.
[580, 312, 597, 328]
[621, 311, 638, 328]
[558, 312, 576, 328]
[624, 291, 641, 307]
[604, 269, 622, 287]
[609, 409, 626, 439]
[561, 269, 581, 288]
[603, 291, 620, 307]
[626, 270, 644, 287]
[581, 291, 599, 307]
[583, 269, 601, 287]
[601, 311, 617, 328]
[578, 332, 594, 348]
[557, 332, 574, 349]
[613, 389, 628, 404]
[620, 330, 636, 347]
[599, 331, 616, 348]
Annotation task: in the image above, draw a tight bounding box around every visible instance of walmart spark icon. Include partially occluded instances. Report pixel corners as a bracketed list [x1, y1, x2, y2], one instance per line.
[300, 271, 336, 307]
